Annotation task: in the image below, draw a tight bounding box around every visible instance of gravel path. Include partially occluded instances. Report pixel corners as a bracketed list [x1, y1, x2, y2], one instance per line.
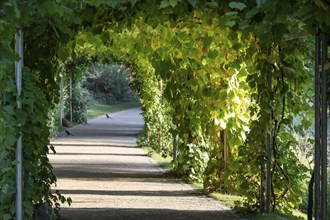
[49, 108, 240, 220]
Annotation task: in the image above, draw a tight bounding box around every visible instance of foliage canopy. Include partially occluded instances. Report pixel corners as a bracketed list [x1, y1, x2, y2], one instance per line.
[0, 0, 329, 218]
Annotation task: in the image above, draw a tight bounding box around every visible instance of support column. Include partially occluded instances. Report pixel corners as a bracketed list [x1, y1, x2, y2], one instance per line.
[158, 78, 163, 153]
[320, 32, 328, 220]
[69, 74, 73, 123]
[15, 29, 23, 220]
[266, 66, 272, 213]
[260, 162, 265, 213]
[224, 131, 227, 168]
[314, 30, 328, 220]
[173, 135, 178, 162]
[314, 30, 321, 220]
[60, 76, 64, 126]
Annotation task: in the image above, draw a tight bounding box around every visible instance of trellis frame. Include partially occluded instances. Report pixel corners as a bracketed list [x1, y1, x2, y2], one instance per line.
[314, 30, 328, 220]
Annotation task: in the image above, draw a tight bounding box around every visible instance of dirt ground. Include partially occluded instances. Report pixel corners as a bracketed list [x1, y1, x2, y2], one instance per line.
[49, 108, 241, 220]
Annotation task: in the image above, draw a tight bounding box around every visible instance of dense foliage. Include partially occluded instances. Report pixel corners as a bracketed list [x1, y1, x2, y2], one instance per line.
[0, 69, 70, 219]
[0, 0, 329, 219]
[63, 60, 92, 124]
[84, 64, 138, 104]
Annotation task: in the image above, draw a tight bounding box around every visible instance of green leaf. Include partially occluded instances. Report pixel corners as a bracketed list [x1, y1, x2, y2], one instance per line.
[3, 214, 11, 220]
[229, 31, 237, 40]
[0, 160, 7, 169]
[23, 200, 34, 215]
[39, 0, 63, 16]
[239, 20, 250, 30]
[3, 2, 20, 19]
[229, 2, 246, 11]
[226, 21, 236, 27]
[294, 5, 315, 21]
[202, 37, 212, 48]
[202, 87, 211, 96]
[106, 0, 119, 8]
[169, 0, 179, 7]
[3, 105, 14, 114]
[230, 160, 239, 171]
[188, 0, 198, 7]
[225, 11, 238, 17]
[129, 0, 138, 6]
[159, 1, 170, 8]
[245, 7, 259, 19]
[13, 1, 20, 19]
[271, 23, 287, 40]
[202, 58, 207, 66]
[57, 23, 72, 36]
[208, 50, 218, 59]
[160, 0, 178, 8]
[33, 22, 47, 38]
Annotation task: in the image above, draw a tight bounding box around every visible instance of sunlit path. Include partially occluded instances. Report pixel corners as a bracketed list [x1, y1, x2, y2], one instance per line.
[49, 108, 240, 220]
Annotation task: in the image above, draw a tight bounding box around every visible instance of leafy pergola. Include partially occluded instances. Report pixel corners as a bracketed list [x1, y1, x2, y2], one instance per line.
[0, 0, 329, 219]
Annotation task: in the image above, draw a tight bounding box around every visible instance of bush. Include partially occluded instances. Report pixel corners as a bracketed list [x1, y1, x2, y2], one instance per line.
[84, 64, 138, 104]
[66, 84, 92, 124]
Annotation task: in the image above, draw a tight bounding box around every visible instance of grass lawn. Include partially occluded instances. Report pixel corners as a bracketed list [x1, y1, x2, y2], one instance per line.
[86, 102, 141, 120]
[141, 146, 173, 171]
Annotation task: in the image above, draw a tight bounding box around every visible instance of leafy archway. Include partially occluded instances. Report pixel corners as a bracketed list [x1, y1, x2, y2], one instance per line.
[0, 0, 329, 219]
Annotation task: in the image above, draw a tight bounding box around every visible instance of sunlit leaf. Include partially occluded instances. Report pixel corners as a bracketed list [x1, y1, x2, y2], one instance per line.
[229, 2, 246, 11]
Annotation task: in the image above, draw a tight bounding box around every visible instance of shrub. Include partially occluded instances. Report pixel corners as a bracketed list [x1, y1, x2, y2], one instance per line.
[84, 64, 138, 104]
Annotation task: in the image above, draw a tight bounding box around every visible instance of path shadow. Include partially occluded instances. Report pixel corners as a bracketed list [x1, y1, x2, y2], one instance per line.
[55, 129, 142, 139]
[56, 189, 202, 197]
[52, 169, 171, 182]
[52, 109, 240, 220]
[54, 152, 147, 156]
[50, 144, 139, 148]
[59, 208, 238, 220]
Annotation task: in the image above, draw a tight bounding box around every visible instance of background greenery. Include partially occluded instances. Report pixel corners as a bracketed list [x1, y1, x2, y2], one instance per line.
[86, 102, 141, 120]
[84, 64, 138, 104]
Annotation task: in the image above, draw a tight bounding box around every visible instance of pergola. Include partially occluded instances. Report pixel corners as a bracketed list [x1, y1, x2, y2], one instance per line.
[7, 2, 329, 219]
[13, 27, 329, 220]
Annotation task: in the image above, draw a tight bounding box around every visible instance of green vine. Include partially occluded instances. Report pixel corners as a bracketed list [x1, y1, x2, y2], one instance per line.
[0, 0, 329, 218]
[0, 69, 71, 219]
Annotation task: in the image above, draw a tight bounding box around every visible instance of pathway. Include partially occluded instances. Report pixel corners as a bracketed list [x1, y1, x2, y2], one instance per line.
[49, 108, 240, 220]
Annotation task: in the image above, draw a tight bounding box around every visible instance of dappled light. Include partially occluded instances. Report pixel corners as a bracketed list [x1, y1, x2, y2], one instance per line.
[49, 109, 239, 219]
[0, 1, 329, 219]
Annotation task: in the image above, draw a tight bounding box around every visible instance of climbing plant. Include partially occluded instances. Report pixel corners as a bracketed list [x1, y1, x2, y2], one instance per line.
[0, 1, 79, 218]
[0, 68, 71, 219]
[0, 0, 329, 219]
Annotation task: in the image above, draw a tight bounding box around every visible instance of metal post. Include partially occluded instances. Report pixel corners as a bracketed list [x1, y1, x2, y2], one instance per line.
[260, 163, 265, 213]
[69, 74, 73, 123]
[60, 76, 64, 126]
[173, 135, 178, 162]
[15, 29, 23, 220]
[320, 32, 328, 220]
[266, 66, 272, 213]
[224, 131, 227, 168]
[158, 79, 162, 153]
[314, 31, 321, 220]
